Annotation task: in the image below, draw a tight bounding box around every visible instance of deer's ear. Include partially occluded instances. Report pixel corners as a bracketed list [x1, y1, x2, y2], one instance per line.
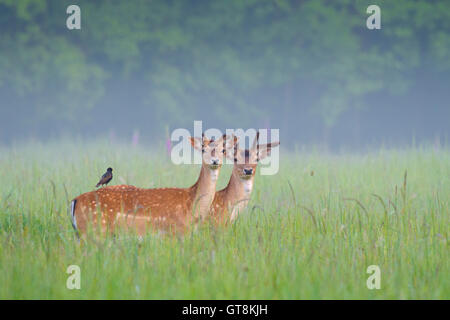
[233, 134, 239, 145]
[224, 134, 239, 148]
[225, 147, 238, 161]
[224, 147, 235, 160]
[223, 135, 239, 157]
[258, 142, 280, 160]
[202, 134, 212, 145]
[190, 137, 203, 151]
[213, 134, 225, 146]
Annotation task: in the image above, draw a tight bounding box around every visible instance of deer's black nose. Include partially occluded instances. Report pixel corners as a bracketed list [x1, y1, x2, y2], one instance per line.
[244, 168, 253, 175]
[212, 159, 219, 165]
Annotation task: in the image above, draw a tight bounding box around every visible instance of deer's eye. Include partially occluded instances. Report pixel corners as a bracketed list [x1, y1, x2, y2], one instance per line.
[234, 158, 237, 162]
[202, 148, 205, 153]
[222, 149, 226, 154]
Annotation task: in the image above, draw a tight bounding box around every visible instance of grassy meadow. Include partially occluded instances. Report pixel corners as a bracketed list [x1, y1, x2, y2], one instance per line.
[0, 140, 448, 299]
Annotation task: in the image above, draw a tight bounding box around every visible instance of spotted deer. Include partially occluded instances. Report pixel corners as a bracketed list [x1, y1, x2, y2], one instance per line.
[70, 134, 237, 236]
[210, 132, 280, 224]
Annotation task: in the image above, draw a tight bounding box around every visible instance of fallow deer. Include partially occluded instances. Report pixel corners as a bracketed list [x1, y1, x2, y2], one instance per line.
[70, 134, 237, 236]
[210, 132, 280, 225]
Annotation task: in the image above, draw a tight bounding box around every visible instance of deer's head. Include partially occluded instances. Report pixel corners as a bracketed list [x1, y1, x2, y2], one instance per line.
[190, 134, 237, 170]
[228, 132, 280, 180]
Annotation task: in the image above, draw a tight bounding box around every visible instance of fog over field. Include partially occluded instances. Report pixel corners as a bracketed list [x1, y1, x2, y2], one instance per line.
[0, 0, 449, 149]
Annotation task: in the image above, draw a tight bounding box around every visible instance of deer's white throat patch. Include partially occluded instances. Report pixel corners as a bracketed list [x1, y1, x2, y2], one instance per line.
[209, 169, 219, 182]
[243, 179, 253, 195]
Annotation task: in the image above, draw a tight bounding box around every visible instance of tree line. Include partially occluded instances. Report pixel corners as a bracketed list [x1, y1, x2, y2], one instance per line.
[0, 0, 449, 145]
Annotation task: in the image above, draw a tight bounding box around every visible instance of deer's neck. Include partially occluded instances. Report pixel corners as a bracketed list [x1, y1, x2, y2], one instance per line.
[224, 170, 254, 222]
[190, 165, 220, 219]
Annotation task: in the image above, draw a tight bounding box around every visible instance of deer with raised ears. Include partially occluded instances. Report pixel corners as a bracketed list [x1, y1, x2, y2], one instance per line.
[70, 134, 237, 236]
[210, 132, 280, 225]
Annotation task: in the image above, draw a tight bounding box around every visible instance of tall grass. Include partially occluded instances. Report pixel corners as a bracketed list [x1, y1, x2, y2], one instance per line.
[0, 140, 448, 299]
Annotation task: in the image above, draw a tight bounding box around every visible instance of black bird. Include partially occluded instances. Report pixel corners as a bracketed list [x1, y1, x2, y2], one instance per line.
[96, 167, 113, 188]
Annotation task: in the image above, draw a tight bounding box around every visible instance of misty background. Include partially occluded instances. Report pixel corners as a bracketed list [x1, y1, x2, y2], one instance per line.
[0, 0, 449, 150]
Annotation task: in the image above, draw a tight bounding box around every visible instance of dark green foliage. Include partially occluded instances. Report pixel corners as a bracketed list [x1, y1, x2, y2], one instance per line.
[0, 0, 449, 142]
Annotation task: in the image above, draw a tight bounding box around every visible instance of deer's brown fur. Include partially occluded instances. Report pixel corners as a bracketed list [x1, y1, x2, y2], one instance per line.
[71, 135, 236, 236]
[211, 133, 280, 225]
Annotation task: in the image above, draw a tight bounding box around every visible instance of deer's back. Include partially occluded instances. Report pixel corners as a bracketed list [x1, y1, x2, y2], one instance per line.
[72, 185, 195, 234]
